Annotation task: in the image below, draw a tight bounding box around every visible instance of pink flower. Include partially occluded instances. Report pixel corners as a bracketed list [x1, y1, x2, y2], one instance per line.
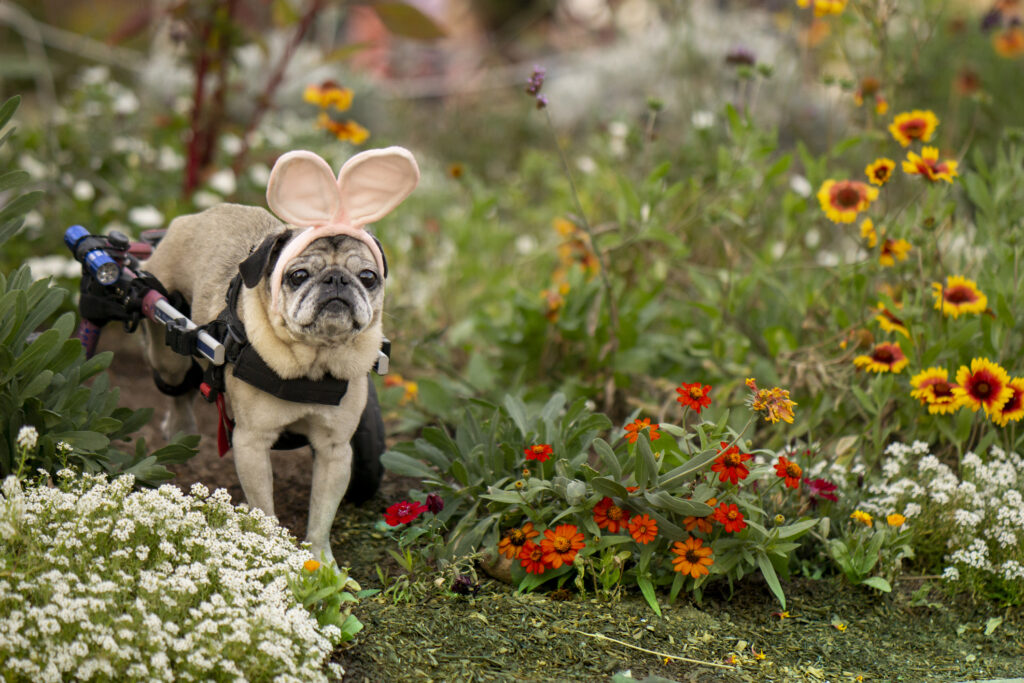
[384, 500, 428, 526]
[805, 478, 839, 504]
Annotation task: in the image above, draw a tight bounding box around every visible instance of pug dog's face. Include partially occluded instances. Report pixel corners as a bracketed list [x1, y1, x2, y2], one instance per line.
[276, 235, 384, 343]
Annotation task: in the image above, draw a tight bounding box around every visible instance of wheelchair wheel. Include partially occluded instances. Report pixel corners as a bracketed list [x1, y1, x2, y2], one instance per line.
[343, 378, 385, 505]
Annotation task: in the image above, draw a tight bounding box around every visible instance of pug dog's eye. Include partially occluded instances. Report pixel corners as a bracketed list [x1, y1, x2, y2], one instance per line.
[358, 269, 379, 289]
[287, 269, 309, 287]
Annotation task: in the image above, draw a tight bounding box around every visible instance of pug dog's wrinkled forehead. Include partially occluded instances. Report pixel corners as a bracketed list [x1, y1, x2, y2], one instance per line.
[265, 147, 419, 309]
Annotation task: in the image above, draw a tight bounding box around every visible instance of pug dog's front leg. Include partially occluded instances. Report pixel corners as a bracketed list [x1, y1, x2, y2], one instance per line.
[232, 427, 280, 518]
[305, 435, 353, 565]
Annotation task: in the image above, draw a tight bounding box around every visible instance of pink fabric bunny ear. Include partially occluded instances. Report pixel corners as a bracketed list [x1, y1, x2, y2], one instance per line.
[264, 147, 419, 310]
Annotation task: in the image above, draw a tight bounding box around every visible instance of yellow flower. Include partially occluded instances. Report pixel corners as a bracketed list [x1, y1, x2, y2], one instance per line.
[747, 380, 798, 424]
[874, 302, 909, 338]
[903, 147, 958, 183]
[860, 218, 878, 248]
[304, 559, 321, 572]
[879, 238, 911, 267]
[817, 179, 878, 223]
[994, 26, 1024, 58]
[850, 510, 873, 527]
[834, 622, 848, 632]
[865, 158, 895, 186]
[400, 381, 419, 406]
[932, 275, 987, 318]
[886, 513, 906, 527]
[888, 110, 939, 147]
[910, 367, 960, 415]
[796, 0, 848, 16]
[303, 81, 354, 111]
[853, 342, 908, 374]
[316, 112, 370, 144]
[953, 358, 1013, 416]
[991, 377, 1024, 427]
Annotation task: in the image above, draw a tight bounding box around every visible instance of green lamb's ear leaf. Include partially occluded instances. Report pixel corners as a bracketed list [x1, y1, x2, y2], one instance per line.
[591, 476, 629, 500]
[592, 438, 621, 480]
[643, 490, 711, 517]
[0, 95, 20, 131]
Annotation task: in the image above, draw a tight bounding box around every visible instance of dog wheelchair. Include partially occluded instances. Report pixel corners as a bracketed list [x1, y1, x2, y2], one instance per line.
[64, 224, 386, 504]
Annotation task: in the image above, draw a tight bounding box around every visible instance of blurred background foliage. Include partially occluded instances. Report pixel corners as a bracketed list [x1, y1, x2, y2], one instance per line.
[2, 0, 1023, 467]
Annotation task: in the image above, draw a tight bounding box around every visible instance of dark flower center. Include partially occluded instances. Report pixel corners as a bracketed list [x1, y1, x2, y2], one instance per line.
[689, 387, 704, 399]
[874, 347, 895, 363]
[874, 166, 889, 180]
[901, 119, 926, 136]
[786, 463, 802, 478]
[684, 549, 702, 563]
[932, 381, 953, 397]
[723, 452, 743, 467]
[944, 285, 976, 304]
[835, 185, 862, 208]
[974, 381, 992, 397]
[727, 510, 739, 521]
[509, 529, 527, 546]
[553, 537, 571, 552]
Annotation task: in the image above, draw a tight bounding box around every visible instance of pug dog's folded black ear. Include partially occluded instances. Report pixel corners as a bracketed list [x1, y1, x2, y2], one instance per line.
[371, 235, 388, 279]
[239, 231, 293, 288]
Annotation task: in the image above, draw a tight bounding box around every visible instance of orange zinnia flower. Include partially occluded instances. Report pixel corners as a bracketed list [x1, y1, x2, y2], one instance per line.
[683, 497, 716, 534]
[774, 455, 803, 489]
[671, 536, 715, 578]
[712, 502, 747, 533]
[624, 418, 661, 444]
[519, 541, 546, 574]
[498, 521, 540, 560]
[593, 497, 631, 533]
[524, 444, 553, 462]
[710, 442, 752, 485]
[627, 514, 658, 544]
[676, 382, 712, 413]
[540, 524, 585, 569]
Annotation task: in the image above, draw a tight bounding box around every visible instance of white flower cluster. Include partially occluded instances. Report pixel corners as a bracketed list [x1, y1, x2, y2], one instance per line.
[859, 442, 1024, 588]
[0, 471, 346, 682]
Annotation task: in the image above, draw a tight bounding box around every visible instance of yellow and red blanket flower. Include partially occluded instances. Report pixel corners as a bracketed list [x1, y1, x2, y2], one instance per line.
[540, 524, 586, 569]
[865, 158, 896, 186]
[711, 441, 752, 485]
[932, 275, 988, 318]
[683, 497, 716, 534]
[524, 444, 553, 462]
[624, 418, 661, 444]
[518, 540, 547, 574]
[817, 179, 878, 223]
[712, 502, 747, 533]
[853, 341, 908, 374]
[593, 497, 631, 533]
[994, 26, 1024, 58]
[954, 358, 1014, 416]
[774, 455, 803, 489]
[879, 238, 911, 266]
[676, 381, 712, 413]
[315, 113, 370, 144]
[498, 521, 540, 560]
[796, 0, 848, 16]
[888, 109, 939, 147]
[671, 536, 715, 578]
[875, 302, 909, 338]
[303, 80, 354, 111]
[910, 367, 961, 415]
[992, 377, 1024, 426]
[860, 218, 879, 248]
[746, 378, 798, 424]
[850, 510, 873, 527]
[627, 513, 658, 544]
[902, 146, 958, 183]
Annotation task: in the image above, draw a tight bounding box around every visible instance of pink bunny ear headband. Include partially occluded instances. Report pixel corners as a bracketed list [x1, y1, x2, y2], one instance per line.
[265, 147, 420, 309]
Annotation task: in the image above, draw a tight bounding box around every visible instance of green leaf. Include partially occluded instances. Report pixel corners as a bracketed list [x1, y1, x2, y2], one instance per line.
[643, 490, 711, 517]
[502, 394, 529, 438]
[860, 576, 891, 593]
[0, 96, 20, 131]
[18, 369, 53, 401]
[635, 435, 658, 488]
[756, 551, 786, 609]
[774, 518, 819, 540]
[591, 476, 629, 500]
[381, 450, 438, 480]
[56, 431, 110, 451]
[371, 3, 446, 40]
[592, 438, 621, 480]
[0, 170, 29, 193]
[658, 447, 718, 490]
[0, 190, 42, 228]
[636, 576, 662, 616]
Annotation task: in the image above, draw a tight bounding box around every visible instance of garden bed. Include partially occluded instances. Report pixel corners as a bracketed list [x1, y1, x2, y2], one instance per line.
[102, 331, 1024, 683]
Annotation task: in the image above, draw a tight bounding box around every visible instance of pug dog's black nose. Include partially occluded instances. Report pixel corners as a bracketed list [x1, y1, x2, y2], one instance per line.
[322, 270, 351, 288]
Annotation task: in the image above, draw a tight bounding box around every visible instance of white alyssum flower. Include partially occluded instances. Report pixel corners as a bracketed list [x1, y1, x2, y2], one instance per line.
[127, 205, 165, 229]
[0, 471, 347, 681]
[16, 426, 38, 451]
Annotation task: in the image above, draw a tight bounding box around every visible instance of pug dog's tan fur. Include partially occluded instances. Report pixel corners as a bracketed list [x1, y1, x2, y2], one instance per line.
[141, 203, 384, 564]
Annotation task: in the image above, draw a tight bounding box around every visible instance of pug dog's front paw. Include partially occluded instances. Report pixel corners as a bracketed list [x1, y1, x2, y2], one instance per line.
[161, 395, 198, 439]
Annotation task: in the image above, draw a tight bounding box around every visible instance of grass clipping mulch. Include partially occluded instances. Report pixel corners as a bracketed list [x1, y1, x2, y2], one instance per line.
[332, 503, 1023, 683]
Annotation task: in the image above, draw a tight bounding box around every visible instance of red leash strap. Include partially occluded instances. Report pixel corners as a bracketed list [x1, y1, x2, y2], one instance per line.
[215, 393, 234, 457]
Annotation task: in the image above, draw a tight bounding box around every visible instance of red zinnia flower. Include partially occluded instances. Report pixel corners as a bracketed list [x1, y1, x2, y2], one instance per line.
[624, 418, 661, 444]
[519, 541, 546, 574]
[712, 502, 747, 533]
[683, 497, 716, 535]
[774, 456, 803, 489]
[498, 521, 540, 559]
[384, 500, 428, 526]
[524, 444, 553, 462]
[540, 524, 586, 569]
[676, 382, 712, 413]
[710, 442, 752, 485]
[627, 514, 658, 544]
[671, 537, 715, 578]
[593, 497, 631, 533]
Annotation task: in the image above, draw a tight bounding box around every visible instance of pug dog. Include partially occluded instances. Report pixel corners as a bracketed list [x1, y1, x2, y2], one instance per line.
[141, 147, 419, 564]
